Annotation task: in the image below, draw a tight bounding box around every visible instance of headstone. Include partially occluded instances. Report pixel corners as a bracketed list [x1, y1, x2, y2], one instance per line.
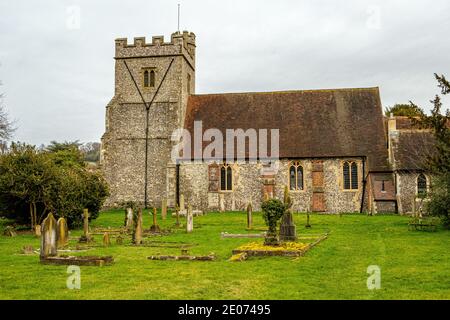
[161, 199, 167, 220]
[150, 207, 161, 233]
[246, 202, 253, 229]
[280, 186, 297, 241]
[40, 212, 57, 258]
[56, 217, 69, 248]
[103, 232, 111, 246]
[79, 209, 93, 243]
[34, 225, 41, 237]
[3, 226, 17, 237]
[133, 208, 143, 245]
[125, 208, 134, 229]
[186, 204, 193, 233]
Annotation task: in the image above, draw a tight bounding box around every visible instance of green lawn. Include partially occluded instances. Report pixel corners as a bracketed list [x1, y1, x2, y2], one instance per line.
[0, 210, 449, 300]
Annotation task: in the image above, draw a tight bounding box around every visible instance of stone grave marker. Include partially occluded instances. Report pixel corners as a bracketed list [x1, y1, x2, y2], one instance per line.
[150, 207, 161, 232]
[103, 232, 111, 246]
[125, 208, 134, 229]
[280, 186, 297, 241]
[56, 217, 69, 248]
[246, 202, 253, 229]
[186, 204, 193, 233]
[40, 212, 57, 258]
[79, 209, 93, 243]
[34, 225, 41, 237]
[133, 208, 143, 245]
[161, 199, 167, 220]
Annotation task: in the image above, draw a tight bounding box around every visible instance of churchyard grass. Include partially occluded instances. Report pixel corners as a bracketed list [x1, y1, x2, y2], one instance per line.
[0, 211, 448, 299]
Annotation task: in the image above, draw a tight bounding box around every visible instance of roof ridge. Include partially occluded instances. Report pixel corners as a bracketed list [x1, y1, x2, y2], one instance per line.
[189, 87, 380, 97]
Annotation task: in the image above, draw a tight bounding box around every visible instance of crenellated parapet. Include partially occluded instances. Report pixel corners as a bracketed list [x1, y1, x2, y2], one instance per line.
[115, 31, 196, 66]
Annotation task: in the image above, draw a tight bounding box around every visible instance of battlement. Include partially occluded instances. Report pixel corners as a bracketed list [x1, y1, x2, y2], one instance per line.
[115, 31, 196, 61]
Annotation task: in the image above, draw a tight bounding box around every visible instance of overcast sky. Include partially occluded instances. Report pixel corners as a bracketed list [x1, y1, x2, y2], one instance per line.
[0, 0, 449, 146]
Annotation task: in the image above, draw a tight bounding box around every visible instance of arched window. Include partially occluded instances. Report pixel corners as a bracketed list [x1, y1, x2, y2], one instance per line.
[417, 173, 427, 197]
[289, 161, 304, 191]
[143, 70, 149, 87]
[149, 70, 155, 87]
[343, 161, 358, 190]
[220, 163, 232, 191]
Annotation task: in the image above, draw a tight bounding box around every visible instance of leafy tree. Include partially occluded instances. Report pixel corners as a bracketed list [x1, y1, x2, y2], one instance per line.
[0, 142, 109, 228]
[384, 103, 425, 117]
[416, 74, 450, 228]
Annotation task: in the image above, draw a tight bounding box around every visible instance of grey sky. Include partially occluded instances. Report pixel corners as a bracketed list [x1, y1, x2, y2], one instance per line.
[0, 0, 449, 146]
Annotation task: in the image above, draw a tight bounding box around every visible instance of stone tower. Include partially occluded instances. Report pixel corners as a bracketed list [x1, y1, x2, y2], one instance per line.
[101, 31, 196, 208]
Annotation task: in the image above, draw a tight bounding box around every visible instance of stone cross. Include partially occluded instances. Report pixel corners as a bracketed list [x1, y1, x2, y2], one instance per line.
[186, 204, 193, 233]
[79, 208, 92, 243]
[40, 212, 57, 258]
[280, 186, 297, 241]
[161, 199, 167, 220]
[56, 217, 69, 248]
[103, 232, 111, 246]
[125, 208, 134, 229]
[133, 208, 143, 245]
[246, 202, 253, 229]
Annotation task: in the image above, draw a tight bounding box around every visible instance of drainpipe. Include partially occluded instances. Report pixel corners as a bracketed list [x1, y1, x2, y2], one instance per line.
[360, 157, 367, 213]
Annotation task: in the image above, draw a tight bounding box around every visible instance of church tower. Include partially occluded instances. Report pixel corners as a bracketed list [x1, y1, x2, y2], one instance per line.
[101, 31, 196, 207]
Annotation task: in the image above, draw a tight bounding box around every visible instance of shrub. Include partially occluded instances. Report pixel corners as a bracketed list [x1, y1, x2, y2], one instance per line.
[261, 198, 286, 234]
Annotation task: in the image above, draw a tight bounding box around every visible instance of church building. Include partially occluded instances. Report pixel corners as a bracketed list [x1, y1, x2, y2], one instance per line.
[101, 31, 431, 214]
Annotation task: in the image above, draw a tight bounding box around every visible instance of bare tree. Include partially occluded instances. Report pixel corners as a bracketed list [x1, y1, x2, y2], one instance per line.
[0, 79, 16, 144]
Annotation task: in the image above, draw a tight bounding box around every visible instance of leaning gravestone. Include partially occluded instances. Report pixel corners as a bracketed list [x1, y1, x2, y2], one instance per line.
[150, 207, 161, 233]
[40, 212, 57, 258]
[56, 217, 69, 248]
[133, 208, 143, 245]
[246, 202, 253, 229]
[161, 199, 167, 220]
[125, 208, 134, 229]
[186, 204, 193, 233]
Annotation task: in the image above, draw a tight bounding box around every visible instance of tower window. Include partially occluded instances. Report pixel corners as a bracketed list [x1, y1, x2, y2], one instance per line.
[289, 161, 304, 191]
[343, 161, 358, 190]
[220, 163, 233, 191]
[417, 174, 427, 197]
[143, 69, 155, 88]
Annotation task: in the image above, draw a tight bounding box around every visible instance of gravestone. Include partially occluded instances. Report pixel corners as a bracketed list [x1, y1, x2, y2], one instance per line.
[34, 225, 41, 237]
[125, 208, 134, 229]
[40, 212, 57, 258]
[280, 186, 297, 241]
[103, 232, 111, 246]
[3, 226, 17, 237]
[186, 204, 193, 233]
[56, 217, 69, 248]
[79, 209, 93, 243]
[150, 207, 161, 233]
[161, 199, 167, 220]
[246, 202, 253, 229]
[133, 208, 143, 245]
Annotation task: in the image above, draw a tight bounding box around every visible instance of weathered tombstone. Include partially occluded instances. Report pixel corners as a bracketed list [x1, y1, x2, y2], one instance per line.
[305, 213, 312, 228]
[161, 199, 167, 220]
[22, 245, 34, 254]
[103, 232, 111, 246]
[56, 217, 69, 248]
[280, 186, 297, 241]
[150, 207, 161, 233]
[125, 208, 134, 229]
[3, 226, 17, 237]
[246, 202, 253, 229]
[34, 225, 41, 237]
[186, 204, 193, 233]
[133, 208, 143, 245]
[79, 209, 93, 243]
[40, 212, 57, 258]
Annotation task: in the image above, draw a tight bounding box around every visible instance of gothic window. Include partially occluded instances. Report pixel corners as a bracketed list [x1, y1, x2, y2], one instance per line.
[149, 70, 155, 87]
[417, 173, 427, 197]
[289, 161, 304, 191]
[143, 70, 149, 87]
[220, 163, 232, 191]
[343, 161, 358, 190]
[143, 69, 155, 88]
